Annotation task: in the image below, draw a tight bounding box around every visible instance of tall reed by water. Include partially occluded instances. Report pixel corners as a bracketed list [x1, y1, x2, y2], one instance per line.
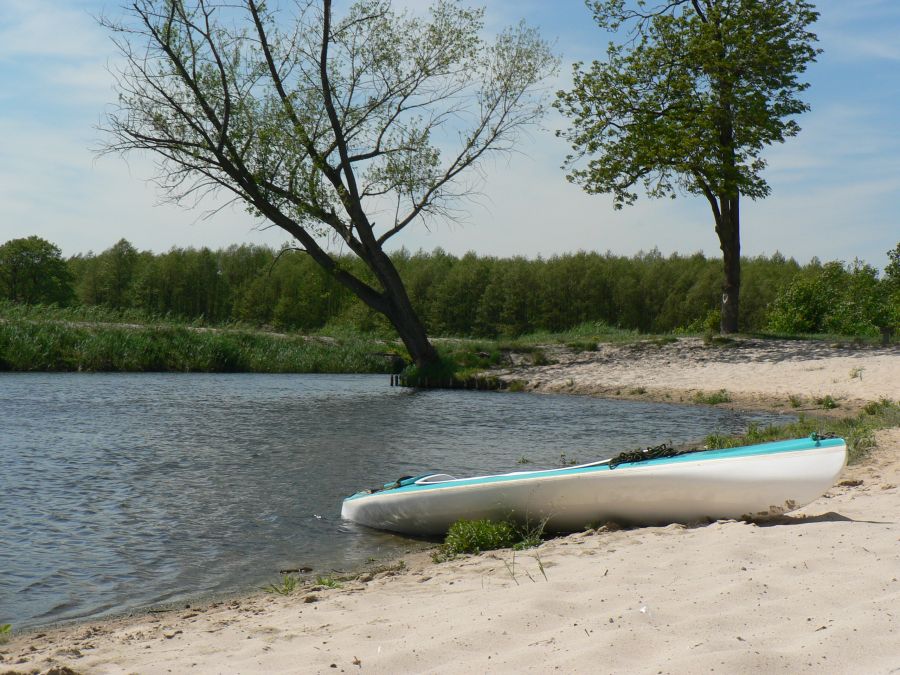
[0, 320, 394, 373]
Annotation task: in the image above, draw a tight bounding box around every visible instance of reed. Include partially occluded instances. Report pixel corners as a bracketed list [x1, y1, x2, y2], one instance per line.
[0, 320, 395, 373]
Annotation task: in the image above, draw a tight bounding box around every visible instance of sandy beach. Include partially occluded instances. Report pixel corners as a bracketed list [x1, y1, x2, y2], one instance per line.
[496, 337, 899, 415]
[3, 338, 898, 674]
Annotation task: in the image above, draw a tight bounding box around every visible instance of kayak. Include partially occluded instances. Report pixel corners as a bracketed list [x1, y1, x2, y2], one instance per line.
[340, 436, 847, 536]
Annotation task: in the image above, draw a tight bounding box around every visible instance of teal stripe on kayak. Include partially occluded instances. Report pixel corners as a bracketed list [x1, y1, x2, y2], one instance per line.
[343, 436, 845, 502]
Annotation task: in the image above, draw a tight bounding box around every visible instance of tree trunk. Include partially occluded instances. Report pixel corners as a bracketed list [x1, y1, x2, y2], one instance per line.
[368, 249, 439, 369]
[385, 295, 439, 369]
[717, 196, 741, 334]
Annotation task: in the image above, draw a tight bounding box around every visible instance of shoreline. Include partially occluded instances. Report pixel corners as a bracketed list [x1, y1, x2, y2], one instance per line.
[3, 337, 898, 674]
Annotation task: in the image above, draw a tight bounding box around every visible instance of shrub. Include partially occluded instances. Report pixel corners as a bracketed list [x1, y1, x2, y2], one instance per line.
[432, 518, 544, 562]
[767, 258, 896, 338]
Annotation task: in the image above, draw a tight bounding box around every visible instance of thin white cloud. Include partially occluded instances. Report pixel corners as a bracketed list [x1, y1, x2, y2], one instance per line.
[0, 0, 103, 60]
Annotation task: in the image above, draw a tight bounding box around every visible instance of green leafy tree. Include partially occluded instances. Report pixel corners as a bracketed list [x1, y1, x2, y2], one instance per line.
[877, 243, 900, 339]
[95, 239, 141, 309]
[767, 259, 889, 338]
[555, 0, 820, 333]
[100, 0, 557, 368]
[0, 236, 74, 305]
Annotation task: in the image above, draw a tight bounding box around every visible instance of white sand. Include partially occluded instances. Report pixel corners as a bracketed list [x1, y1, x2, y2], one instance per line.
[3, 338, 898, 674]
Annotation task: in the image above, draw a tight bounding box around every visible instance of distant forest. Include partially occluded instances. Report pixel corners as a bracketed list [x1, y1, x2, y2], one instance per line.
[2, 237, 898, 340]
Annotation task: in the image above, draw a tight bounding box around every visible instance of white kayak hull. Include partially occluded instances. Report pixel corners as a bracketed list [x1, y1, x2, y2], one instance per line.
[341, 437, 847, 536]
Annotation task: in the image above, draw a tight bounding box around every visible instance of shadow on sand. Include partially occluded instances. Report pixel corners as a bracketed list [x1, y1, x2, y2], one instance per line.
[752, 511, 893, 527]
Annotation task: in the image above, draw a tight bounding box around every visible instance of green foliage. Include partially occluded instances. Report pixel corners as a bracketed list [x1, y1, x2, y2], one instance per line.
[767, 259, 896, 338]
[556, 0, 819, 207]
[0, 236, 74, 305]
[432, 518, 544, 562]
[3, 237, 895, 346]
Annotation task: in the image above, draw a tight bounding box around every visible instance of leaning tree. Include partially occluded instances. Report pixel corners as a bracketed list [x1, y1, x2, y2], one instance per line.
[555, 0, 820, 333]
[101, 0, 556, 367]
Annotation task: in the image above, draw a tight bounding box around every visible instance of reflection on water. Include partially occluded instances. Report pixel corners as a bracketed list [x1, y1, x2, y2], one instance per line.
[0, 373, 792, 628]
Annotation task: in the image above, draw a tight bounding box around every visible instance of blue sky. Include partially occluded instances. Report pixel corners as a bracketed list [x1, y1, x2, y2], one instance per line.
[0, 0, 898, 270]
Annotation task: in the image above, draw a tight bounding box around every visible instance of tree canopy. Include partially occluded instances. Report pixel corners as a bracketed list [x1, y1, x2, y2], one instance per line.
[0, 236, 74, 305]
[100, 0, 557, 367]
[555, 0, 820, 332]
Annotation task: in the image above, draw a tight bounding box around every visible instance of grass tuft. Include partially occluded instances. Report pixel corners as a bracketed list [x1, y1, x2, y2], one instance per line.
[693, 389, 731, 405]
[815, 394, 839, 409]
[432, 518, 545, 563]
[263, 573, 300, 596]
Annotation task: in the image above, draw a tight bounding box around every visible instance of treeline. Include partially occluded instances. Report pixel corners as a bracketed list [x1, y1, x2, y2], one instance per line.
[1, 236, 897, 339]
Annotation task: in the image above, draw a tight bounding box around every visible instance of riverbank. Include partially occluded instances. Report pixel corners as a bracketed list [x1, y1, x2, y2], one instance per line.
[496, 336, 899, 415]
[2, 338, 898, 674]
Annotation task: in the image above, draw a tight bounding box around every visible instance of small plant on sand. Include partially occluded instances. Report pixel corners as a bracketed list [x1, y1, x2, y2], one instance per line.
[512, 519, 548, 551]
[815, 394, 839, 409]
[432, 518, 544, 563]
[263, 573, 300, 595]
[693, 389, 731, 405]
[315, 575, 343, 589]
[788, 394, 804, 408]
[0, 623, 11, 643]
[863, 398, 895, 416]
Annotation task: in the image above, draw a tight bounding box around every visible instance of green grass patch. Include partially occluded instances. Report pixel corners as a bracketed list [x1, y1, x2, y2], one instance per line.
[566, 339, 598, 352]
[693, 389, 732, 405]
[263, 573, 300, 596]
[702, 399, 899, 464]
[315, 575, 343, 589]
[498, 321, 639, 347]
[432, 518, 545, 563]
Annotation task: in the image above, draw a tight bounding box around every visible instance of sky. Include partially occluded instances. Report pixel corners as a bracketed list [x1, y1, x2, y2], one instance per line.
[0, 0, 898, 269]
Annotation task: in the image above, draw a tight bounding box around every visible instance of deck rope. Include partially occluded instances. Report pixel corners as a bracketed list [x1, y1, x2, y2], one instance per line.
[608, 442, 682, 469]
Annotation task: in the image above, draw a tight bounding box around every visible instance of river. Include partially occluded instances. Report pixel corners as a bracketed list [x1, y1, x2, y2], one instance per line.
[0, 373, 793, 629]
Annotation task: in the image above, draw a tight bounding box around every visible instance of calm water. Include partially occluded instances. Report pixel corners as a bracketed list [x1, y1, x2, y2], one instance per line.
[0, 373, 792, 629]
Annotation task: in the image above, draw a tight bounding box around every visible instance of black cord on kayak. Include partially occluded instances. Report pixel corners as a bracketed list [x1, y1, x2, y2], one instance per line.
[608, 442, 680, 469]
